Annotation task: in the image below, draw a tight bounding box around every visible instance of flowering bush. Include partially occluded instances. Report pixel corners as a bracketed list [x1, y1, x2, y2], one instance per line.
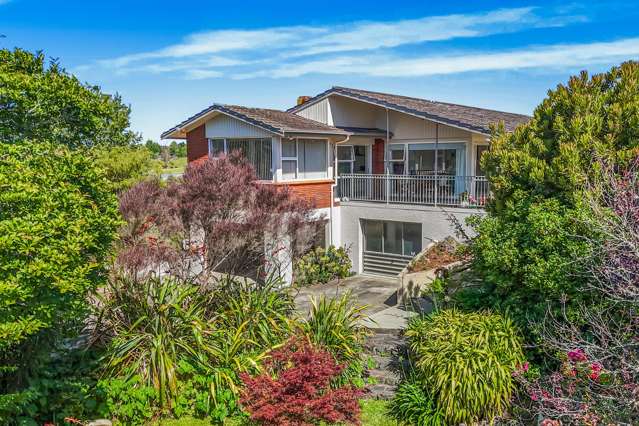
[239, 338, 364, 425]
[294, 245, 352, 287]
[509, 158, 639, 425]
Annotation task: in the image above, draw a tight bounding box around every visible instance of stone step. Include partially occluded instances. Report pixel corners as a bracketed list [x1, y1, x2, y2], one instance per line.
[366, 383, 396, 400]
[367, 368, 399, 385]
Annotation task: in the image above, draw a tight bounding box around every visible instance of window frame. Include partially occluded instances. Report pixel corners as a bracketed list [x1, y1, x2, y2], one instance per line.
[281, 138, 299, 180]
[280, 137, 329, 181]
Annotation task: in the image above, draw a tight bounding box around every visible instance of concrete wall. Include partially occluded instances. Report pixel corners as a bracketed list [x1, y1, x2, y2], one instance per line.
[338, 202, 484, 273]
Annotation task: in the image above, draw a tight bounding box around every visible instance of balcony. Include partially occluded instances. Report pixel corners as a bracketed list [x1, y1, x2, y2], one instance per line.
[336, 174, 489, 208]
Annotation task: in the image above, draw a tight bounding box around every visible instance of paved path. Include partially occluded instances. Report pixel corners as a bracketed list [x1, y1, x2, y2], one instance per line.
[294, 274, 417, 330]
[294, 274, 398, 316]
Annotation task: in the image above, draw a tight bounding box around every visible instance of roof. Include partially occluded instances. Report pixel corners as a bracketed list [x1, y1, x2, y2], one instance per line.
[161, 104, 349, 139]
[288, 86, 531, 135]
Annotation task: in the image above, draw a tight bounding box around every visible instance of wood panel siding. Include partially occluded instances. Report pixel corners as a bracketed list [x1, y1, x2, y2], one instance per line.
[186, 124, 208, 164]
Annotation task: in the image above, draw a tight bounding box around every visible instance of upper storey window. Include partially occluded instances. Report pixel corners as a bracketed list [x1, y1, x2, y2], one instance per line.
[208, 138, 273, 180]
[281, 138, 328, 180]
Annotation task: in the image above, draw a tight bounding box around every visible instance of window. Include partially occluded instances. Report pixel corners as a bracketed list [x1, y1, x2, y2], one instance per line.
[209, 139, 225, 157]
[281, 138, 327, 180]
[475, 145, 488, 176]
[281, 138, 297, 180]
[363, 220, 422, 256]
[207, 138, 273, 180]
[337, 145, 368, 176]
[407, 144, 461, 176]
[388, 145, 405, 174]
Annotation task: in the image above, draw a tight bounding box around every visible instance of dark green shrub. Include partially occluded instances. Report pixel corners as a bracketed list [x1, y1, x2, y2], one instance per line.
[294, 245, 351, 286]
[97, 376, 157, 425]
[0, 141, 120, 416]
[471, 61, 639, 326]
[406, 309, 524, 425]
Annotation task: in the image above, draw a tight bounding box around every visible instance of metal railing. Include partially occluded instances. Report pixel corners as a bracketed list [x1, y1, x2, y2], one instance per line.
[337, 174, 489, 208]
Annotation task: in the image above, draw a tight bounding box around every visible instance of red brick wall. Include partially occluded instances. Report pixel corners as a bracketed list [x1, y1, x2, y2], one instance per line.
[274, 180, 334, 209]
[372, 138, 385, 174]
[186, 124, 208, 164]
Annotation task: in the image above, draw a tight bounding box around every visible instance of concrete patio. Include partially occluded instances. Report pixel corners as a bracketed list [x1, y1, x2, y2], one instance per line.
[293, 274, 417, 330]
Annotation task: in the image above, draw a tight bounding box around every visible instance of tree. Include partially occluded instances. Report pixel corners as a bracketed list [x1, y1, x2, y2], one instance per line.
[145, 139, 162, 156]
[0, 48, 138, 148]
[468, 61, 639, 325]
[169, 140, 187, 158]
[0, 141, 120, 392]
[511, 158, 639, 425]
[93, 145, 160, 193]
[117, 154, 322, 281]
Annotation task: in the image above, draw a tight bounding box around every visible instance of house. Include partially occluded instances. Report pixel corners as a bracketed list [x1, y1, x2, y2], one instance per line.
[161, 86, 530, 282]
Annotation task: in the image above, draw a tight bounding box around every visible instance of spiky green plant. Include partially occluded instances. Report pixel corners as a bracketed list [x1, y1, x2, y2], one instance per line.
[211, 275, 294, 352]
[96, 276, 268, 410]
[388, 377, 444, 426]
[406, 309, 524, 425]
[300, 292, 369, 365]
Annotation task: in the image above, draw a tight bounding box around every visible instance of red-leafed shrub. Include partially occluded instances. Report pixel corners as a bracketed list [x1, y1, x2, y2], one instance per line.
[240, 338, 365, 426]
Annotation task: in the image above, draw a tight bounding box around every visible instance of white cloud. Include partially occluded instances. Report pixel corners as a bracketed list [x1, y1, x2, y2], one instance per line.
[87, 6, 639, 81]
[93, 6, 587, 78]
[229, 38, 639, 79]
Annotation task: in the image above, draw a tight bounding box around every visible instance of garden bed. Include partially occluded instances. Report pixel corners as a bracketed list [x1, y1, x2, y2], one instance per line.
[406, 237, 467, 273]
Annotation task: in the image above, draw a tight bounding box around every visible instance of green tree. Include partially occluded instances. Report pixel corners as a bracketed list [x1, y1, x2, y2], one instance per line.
[468, 61, 639, 325]
[0, 141, 120, 393]
[145, 139, 162, 156]
[0, 48, 138, 148]
[168, 140, 187, 158]
[93, 145, 160, 192]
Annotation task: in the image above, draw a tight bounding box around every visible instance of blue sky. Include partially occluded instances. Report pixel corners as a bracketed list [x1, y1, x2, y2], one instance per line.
[2, 0, 639, 142]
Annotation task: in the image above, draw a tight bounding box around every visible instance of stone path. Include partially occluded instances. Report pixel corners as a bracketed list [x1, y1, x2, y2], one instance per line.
[364, 329, 407, 399]
[293, 274, 415, 399]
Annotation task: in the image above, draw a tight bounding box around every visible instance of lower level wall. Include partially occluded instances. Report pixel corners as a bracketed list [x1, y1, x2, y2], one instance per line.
[338, 202, 483, 274]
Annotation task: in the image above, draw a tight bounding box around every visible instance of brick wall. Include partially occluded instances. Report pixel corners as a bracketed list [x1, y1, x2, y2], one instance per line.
[274, 180, 334, 209]
[372, 138, 385, 174]
[186, 124, 208, 164]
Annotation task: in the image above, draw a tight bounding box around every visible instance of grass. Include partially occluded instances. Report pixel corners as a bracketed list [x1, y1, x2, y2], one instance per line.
[154, 156, 187, 175]
[151, 399, 397, 425]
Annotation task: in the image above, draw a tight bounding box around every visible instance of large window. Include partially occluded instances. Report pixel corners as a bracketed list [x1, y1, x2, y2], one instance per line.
[208, 138, 273, 180]
[337, 145, 367, 175]
[281, 138, 328, 180]
[408, 147, 457, 175]
[363, 220, 422, 256]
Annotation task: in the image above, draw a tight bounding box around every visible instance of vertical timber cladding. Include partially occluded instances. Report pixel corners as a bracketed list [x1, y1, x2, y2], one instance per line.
[361, 219, 422, 276]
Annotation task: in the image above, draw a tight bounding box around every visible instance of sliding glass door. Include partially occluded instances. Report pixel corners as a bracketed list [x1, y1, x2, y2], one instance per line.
[363, 219, 422, 257]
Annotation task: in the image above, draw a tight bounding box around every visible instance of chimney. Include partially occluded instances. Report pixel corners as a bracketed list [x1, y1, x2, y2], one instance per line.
[297, 96, 311, 106]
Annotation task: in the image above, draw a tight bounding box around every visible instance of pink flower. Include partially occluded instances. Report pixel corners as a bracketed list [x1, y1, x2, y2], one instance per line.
[567, 348, 587, 362]
[589, 363, 602, 381]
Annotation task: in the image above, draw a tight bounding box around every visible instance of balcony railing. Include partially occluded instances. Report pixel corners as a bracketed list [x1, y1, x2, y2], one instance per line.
[337, 174, 489, 208]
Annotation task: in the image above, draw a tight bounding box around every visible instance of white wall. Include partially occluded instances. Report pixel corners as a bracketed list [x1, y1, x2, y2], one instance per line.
[296, 98, 332, 125]
[338, 203, 483, 273]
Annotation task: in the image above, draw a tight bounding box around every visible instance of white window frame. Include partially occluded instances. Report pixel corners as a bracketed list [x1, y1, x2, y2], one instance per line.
[281, 138, 299, 180]
[336, 145, 354, 175]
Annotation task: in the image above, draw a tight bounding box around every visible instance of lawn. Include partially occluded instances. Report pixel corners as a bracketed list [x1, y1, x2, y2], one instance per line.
[152, 399, 397, 425]
[155, 156, 187, 175]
